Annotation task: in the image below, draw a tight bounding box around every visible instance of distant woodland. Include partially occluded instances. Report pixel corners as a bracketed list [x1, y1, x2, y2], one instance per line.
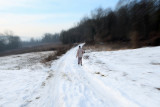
[60, 0, 160, 48]
[0, 32, 60, 52]
[0, 0, 160, 52]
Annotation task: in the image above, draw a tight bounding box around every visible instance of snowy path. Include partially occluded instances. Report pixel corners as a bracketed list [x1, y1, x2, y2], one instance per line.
[42, 45, 140, 107]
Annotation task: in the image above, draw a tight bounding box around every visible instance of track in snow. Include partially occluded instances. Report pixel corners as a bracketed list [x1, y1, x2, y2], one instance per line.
[44, 45, 139, 107]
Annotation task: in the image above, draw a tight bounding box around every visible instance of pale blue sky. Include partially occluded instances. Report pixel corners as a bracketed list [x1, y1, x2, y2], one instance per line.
[0, 0, 119, 40]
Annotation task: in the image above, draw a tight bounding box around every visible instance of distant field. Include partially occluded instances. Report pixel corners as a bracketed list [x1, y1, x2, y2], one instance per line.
[0, 43, 71, 57]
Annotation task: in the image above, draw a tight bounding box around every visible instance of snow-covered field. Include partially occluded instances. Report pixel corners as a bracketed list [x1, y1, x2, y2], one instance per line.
[0, 45, 160, 107]
[0, 51, 54, 107]
[83, 46, 160, 107]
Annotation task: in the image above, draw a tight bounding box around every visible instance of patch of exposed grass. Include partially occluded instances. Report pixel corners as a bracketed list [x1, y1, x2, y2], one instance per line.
[156, 88, 160, 91]
[83, 55, 89, 59]
[35, 97, 40, 99]
[122, 72, 128, 76]
[151, 62, 160, 65]
[46, 73, 53, 80]
[41, 82, 45, 87]
[101, 74, 106, 77]
[95, 72, 106, 77]
[27, 100, 32, 103]
[84, 43, 130, 52]
[95, 72, 100, 74]
[42, 45, 73, 63]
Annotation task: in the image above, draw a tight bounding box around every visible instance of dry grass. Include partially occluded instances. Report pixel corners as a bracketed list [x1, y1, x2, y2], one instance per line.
[84, 43, 130, 52]
[101, 74, 105, 77]
[95, 72, 100, 74]
[95, 72, 106, 77]
[46, 73, 54, 80]
[83, 55, 89, 59]
[156, 88, 160, 91]
[151, 63, 160, 65]
[42, 44, 73, 63]
[0, 43, 67, 57]
[35, 97, 40, 99]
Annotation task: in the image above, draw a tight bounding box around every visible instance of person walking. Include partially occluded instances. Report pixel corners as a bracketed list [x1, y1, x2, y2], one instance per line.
[76, 46, 84, 66]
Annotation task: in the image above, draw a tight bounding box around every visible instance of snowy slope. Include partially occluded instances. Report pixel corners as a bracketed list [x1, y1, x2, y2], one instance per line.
[0, 45, 160, 107]
[0, 51, 54, 107]
[83, 46, 160, 107]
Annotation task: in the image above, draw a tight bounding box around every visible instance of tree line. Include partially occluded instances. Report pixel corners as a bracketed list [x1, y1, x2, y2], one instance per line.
[1, 0, 160, 52]
[21, 33, 60, 47]
[59, 0, 160, 48]
[0, 32, 21, 52]
[0, 32, 60, 52]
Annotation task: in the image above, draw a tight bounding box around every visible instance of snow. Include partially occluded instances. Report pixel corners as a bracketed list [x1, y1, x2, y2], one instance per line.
[0, 45, 160, 107]
[83, 46, 160, 107]
[0, 51, 54, 107]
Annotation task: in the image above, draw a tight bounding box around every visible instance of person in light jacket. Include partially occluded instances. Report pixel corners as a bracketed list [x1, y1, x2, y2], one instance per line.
[76, 46, 84, 66]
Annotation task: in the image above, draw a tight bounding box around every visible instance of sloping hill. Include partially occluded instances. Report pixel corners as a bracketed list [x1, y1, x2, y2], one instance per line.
[0, 45, 160, 107]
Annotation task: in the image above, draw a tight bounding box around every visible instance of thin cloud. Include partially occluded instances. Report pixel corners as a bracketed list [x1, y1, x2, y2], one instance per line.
[0, 13, 81, 24]
[0, 0, 118, 40]
[0, 13, 81, 40]
[0, 0, 32, 9]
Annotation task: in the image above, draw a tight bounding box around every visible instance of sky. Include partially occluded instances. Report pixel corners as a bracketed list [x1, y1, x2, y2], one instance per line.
[0, 0, 119, 40]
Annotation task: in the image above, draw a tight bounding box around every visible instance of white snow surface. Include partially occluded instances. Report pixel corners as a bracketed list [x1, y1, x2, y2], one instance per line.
[0, 45, 160, 107]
